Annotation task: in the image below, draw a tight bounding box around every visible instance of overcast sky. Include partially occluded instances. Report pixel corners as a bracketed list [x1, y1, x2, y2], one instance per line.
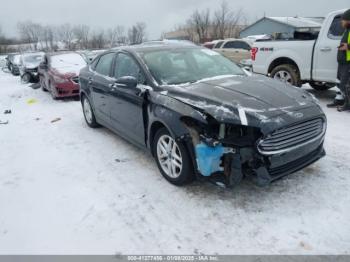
[0, 0, 348, 39]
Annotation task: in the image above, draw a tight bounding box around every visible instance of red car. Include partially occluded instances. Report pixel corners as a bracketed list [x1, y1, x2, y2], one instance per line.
[39, 52, 87, 99]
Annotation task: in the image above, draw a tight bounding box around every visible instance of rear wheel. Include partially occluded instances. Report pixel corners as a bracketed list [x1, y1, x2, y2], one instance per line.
[82, 95, 99, 128]
[309, 82, 335, 91]
[271, 64, 301, 87]
[153, 128, 194, 186]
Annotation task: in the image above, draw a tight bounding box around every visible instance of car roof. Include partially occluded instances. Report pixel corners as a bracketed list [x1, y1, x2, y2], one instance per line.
[108, 43, 201, 55]
[46, 51, 82, 57]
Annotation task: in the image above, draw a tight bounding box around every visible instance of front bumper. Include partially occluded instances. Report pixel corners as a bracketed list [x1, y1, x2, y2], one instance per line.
[268, 143, 325, 181]
[54, 82, 80, 97]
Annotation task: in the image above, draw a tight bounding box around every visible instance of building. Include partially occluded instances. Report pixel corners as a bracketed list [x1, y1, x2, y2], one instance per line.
[239, 16, 324, 39]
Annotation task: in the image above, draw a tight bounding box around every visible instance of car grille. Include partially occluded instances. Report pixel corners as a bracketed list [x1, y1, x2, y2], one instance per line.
[258, 118, 325, 155]
[71, 76, 79, 84]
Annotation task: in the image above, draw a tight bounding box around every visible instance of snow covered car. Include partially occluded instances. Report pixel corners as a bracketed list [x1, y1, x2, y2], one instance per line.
[79, 43, 327, 187]
[7, 54, 21, 76]
[19, 52, 45, 83]
[39, 52, 87, 99]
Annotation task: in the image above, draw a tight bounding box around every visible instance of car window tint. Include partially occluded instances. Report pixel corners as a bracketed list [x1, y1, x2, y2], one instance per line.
[223, 41, 239, 49]
[237, 41, 251, 50]
[328, 15, 345, 39]
[214, 41, 224, 48]
[95, 53, 115, 76]
[114, 53, 145, 84]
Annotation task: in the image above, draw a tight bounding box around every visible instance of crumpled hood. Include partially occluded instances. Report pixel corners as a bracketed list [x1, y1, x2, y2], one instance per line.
[161, 75, 323, 133]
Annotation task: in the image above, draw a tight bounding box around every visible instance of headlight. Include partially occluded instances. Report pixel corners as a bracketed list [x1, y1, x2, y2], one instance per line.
[53, 75, 67, 83]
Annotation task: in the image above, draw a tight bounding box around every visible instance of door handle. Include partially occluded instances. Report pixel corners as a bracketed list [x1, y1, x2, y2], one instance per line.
[320, 47, 331, 52]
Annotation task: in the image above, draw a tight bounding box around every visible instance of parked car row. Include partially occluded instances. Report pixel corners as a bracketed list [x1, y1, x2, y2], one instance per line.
[2, 42, 327, 188]
[203, 38, 254, 64]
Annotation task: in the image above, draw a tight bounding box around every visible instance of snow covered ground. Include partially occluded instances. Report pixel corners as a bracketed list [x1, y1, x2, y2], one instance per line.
[0, 69, 349, 255]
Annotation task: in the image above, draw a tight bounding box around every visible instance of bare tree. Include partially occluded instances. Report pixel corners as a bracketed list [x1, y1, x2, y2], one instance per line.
[212, 1, 244, 39]
[128, 22, 147, 44]
[74, 24, 90, 50]
[90, 29, 106, 49]
[17, 21, 43, 50]
[58, 23, 75, 50]
[187, 8, 211, 42]
[106, 25, 126, 47]
[40, 25, 56, 51]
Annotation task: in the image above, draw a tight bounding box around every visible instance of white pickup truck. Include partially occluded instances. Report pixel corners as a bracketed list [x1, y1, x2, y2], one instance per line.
[252, 9, 346, 90]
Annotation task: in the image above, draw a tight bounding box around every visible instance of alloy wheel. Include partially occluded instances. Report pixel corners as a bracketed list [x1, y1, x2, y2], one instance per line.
[83, 98, 93, 124]
[156, 135, 183, 178]
[274, 70, 292, 84]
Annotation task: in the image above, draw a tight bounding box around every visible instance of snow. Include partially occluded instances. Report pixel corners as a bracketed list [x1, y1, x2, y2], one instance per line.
[50, 53, 87, 75]
[0, 70, 350, 255]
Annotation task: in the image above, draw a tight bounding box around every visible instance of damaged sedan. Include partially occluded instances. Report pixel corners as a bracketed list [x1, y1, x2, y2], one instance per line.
[79, 43, 326, 187]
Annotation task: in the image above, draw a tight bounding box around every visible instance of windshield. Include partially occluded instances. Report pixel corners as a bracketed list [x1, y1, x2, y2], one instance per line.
[23, 54, 43, 64]
[139, 48, 245, 85]
[13, 55, 21, 64]
[51, 53, 87, 69]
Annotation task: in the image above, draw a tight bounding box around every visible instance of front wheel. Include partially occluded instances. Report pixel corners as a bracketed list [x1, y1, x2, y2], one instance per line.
[153, 128, 194, 186]
[271, 64, 301, 87]
[82, 95, 99, 128]
[21, 73, 31, 84]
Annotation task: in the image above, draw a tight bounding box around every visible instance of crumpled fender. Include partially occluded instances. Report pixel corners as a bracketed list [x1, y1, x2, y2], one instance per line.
[147, 91, 209, 145]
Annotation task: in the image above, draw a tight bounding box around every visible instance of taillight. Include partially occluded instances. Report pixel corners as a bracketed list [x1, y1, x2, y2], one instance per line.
[251, 47, 258, 61]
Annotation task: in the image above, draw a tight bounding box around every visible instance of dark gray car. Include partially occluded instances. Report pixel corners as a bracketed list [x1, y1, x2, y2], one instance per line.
[79, 43, 326, 187]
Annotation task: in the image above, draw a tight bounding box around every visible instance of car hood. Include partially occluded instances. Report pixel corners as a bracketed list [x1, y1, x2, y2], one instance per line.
[161, 75, 323, 133]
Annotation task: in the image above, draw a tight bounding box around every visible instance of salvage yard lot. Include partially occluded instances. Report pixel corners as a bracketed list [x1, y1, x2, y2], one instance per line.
[0, 70, 349, 255]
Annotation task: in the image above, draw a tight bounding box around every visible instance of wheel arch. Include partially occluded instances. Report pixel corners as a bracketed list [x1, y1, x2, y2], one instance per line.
[268, 57, 300, 76]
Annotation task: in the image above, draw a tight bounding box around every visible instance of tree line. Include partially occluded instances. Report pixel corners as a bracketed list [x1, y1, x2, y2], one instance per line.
[0, 22, 147, 53]
[172, 1, 247, 43]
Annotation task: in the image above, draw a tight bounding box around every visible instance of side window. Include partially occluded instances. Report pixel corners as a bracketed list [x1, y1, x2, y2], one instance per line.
[237, 41, 251, 51]
[328, 15, 345, 39]
[223, 41, 239, 49]
[114, 53, 145, 84]
[214, 41, 224, 49]
[90, 57, 100, 70]
[95, 53, 115, 76]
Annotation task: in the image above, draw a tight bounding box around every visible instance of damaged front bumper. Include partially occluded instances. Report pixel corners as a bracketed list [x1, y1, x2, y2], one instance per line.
[183, 118, 326, 188]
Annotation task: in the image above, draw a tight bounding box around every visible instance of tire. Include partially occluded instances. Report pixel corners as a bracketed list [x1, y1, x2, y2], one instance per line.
[309, 82, 335, 91]
[271, 64, 301, 87]
[82, 95, 99, 128]
[153, 128, 194, 186]
[21, 73, 31, 84]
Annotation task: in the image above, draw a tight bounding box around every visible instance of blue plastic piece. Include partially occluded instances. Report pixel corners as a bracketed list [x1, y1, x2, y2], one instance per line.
[195, 143, 225, 177]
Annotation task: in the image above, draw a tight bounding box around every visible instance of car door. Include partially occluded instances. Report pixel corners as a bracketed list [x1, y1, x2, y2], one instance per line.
[220, 41, 244, 63]
[313, 14, 344, 83]
[90, 52, 116, 123]
[109, 52, 146, 146]
[236, 41, 252, 62]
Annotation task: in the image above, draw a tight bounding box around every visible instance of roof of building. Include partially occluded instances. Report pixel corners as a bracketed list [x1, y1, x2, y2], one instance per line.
[268, 17, 324, 28]
[240, 16, 324, 35]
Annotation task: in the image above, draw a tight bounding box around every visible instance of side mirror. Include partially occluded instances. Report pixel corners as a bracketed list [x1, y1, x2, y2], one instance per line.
[115, 76, 138, 89]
